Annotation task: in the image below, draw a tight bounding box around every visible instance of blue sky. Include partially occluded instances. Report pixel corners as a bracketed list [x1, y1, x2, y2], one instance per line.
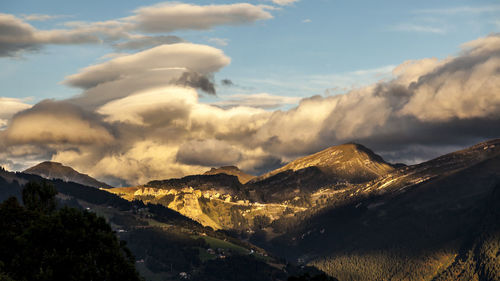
[1, 0, 499, 103]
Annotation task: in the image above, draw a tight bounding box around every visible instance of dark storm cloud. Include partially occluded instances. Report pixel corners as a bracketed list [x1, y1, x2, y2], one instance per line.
[221, 79, 234, 86]
[173, 72, 216, 95]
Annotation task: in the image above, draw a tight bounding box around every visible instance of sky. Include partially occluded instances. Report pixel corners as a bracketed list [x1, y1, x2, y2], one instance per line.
[0, 0, 500, 186]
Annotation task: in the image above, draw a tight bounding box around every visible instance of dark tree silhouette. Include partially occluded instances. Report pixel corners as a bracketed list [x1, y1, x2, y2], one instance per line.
[0, 181, 143, 281]
[21, 180, 57, 214]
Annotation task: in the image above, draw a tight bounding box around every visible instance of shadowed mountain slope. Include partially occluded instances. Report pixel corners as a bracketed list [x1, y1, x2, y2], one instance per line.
[24, 161, 112, 189]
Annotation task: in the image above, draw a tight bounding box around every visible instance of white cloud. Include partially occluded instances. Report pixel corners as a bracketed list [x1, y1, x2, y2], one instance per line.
[0, 3, 274, 57]
[130, 3, 273, 32]
[113, 35, 184, 50]
[2, 100, 114, 145]
[390, 23, 446, 34]
[0, 97, 32, 130]
[176, 139, 243, 166]
[271, 0, 299, 6]
[97, 86, 197, 126]
[64, 43, 230, 89]
[64, 43, 230, 109]
[241, 65, 395, 97]
[0, 13, 101, 56]
[20, 14, 70, 22]
[212, 93, 301, 109]
[208, 37, 229, 47]
[414, 5, 500, 15]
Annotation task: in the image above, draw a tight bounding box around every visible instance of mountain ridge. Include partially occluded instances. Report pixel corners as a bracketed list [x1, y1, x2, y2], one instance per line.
[24, 161, 112, 189]
[252, 143, 395, 184]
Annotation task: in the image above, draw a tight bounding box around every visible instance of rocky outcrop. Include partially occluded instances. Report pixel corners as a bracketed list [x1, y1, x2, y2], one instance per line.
[203, 166, 255, 184]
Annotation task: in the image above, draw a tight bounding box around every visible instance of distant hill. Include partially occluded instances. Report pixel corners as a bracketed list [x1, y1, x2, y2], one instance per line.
[203, 166, 255, 184]
[24, 161, 112, 189]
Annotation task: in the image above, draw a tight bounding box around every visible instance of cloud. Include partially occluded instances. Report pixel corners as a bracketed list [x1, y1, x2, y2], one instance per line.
[208, 37, 229, 47]
[20, 14, 70, 22]
[270, 0, 299, 6]
[131, 3, 272, 32]
[97, 86, 196, 126]
[2, 100, 114, 145]
[221, 79, 234, 86]
[64, 43, 229, 89]
[176, 139, 243, 167]
[302, 19, 312, 23]
[64, 43, 229, 109]
[97, 52, 128, 60]
[0, 3, 273, 57]
[0, 13, 104, 57]
[3, 34, 500, 185]
[212, 93, 301, 109]
[390, 23, 446, 34]
[0, 97, 32, 130]
[173, 72, 216, 95]
[242, 65, 395, 97]
[414, 5, 500, 15]
[0, 14, 44, 56]
[112, 35, 184, 50]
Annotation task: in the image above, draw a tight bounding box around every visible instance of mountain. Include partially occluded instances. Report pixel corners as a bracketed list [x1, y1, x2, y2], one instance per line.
[24, 161, 112, 189]
[104, 143, 397, 230]
[254, 143, 395, 183]
[203, 166, 255, 184]
[264, 139, 500, 280]
[246, 143, 395, 203]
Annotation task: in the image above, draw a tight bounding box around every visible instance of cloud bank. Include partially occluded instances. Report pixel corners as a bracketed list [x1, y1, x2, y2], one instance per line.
[2, 34, 500, 186]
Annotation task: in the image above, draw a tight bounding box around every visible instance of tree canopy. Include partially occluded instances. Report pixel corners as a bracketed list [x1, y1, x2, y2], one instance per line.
[0, 181, 142, 281]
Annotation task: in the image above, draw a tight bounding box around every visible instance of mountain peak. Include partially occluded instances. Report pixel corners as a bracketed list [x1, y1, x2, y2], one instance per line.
[203, 166, 255, 184]
[24, 161, 112, 188]
[255, 143, 394, 183]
